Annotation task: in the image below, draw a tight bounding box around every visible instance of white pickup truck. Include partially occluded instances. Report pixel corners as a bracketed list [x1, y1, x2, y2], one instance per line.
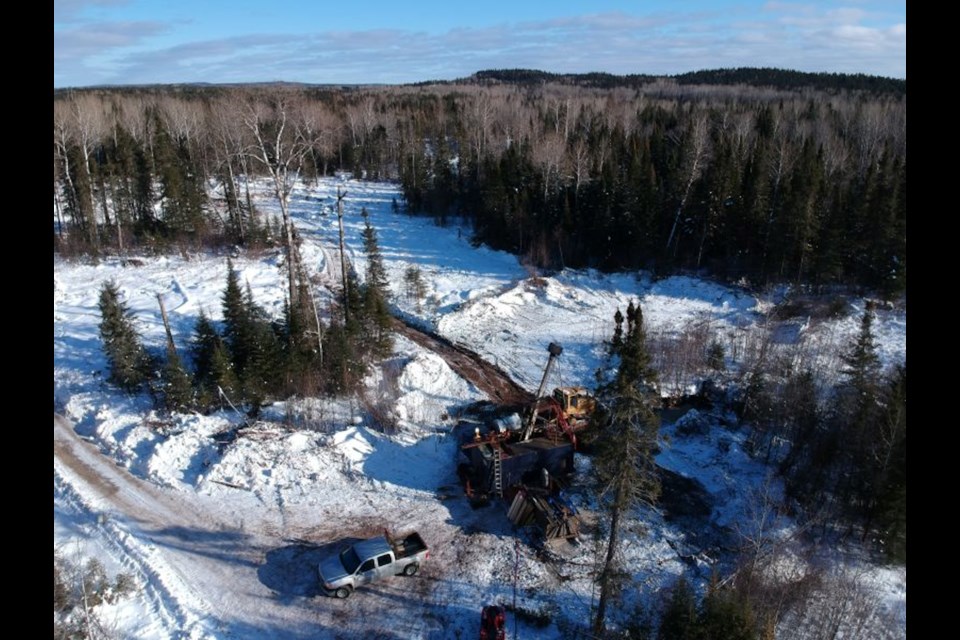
[318, 530, 429, 598]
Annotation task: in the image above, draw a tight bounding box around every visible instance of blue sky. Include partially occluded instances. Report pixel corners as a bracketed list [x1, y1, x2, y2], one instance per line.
[54, 1, 906, 88]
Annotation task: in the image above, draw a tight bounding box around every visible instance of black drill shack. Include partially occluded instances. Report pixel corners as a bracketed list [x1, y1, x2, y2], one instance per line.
[458, 424, 574, 499]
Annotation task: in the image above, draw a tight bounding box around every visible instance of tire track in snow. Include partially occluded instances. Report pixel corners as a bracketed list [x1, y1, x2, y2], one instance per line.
[54, 414, 250, 639]
[55, 417, 208, 637]
[54, 470, 187, 637]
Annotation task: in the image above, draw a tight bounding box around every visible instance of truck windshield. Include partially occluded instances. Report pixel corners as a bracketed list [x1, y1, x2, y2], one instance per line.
[340, 546, 362, 574]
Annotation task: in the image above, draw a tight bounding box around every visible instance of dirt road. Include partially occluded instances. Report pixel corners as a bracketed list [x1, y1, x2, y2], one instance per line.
[55, 413, 504, 639]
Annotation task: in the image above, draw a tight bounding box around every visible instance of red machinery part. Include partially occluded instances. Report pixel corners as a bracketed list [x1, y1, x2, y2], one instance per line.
[479, 605, 506, 640]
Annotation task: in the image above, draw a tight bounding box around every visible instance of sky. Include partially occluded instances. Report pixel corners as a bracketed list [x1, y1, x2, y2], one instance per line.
[54, 0, 906, 88]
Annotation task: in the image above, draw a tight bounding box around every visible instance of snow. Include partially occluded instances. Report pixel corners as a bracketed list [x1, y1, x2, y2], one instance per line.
[54, 176, 906, 639]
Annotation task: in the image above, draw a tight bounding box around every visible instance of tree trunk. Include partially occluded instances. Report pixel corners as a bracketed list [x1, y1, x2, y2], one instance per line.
[594, 472, 625, 636]
[337, 187, 350, 324]
[53, 173, 65, 239]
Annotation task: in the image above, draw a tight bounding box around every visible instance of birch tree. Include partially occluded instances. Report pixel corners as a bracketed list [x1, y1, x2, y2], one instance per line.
[243, 94, 310, 313]
[665, 113, 711, 255]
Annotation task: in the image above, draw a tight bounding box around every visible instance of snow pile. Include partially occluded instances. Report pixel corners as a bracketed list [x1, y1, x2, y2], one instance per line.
[393, 346, 484, 426]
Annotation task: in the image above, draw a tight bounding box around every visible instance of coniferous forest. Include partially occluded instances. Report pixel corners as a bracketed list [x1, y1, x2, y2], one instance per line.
[54, 68, 905, 296]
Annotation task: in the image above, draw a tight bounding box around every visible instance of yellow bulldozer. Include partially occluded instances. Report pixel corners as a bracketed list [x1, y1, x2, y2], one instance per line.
[521, 343, 596, 447]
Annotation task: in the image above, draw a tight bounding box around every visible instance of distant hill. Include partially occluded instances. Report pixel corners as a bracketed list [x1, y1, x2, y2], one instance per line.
[465, 67, 905, 95]
[673, 67, 905, 94]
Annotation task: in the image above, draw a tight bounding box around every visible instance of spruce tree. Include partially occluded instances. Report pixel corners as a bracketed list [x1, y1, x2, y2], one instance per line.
[98, 281, 149, 392]
[190, 311, 221, 386]
[219, 260, 285, 408]
[360, 209, 388, 289]
[190, 310, 240, 407]
[360, 216, 393, 357]
[873, 364, 906, 562]
[208, 340, 241, 406]
[838, 306, 883, 519]
[841, 307, 881, 404]
[403, 265, 427, 312]
[239, 283, 285, 408]
[592, 302, 661, 635]
[159, 347, 194, 412]
[611, 307, 624, 351]
[221, 259, 254, 377]
[617, 300, 657, 393]
[695, 581, 757, 640]
[658, 577, 699, 640]
[319, 315, 358, 395]
[706, 340, 725, 372]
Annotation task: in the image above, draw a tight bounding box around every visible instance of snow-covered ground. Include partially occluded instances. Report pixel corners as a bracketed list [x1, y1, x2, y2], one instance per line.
[54, 176, 906, 639]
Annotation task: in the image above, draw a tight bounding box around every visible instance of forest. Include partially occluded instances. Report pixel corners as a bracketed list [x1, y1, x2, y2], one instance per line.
[54, 70, 906, 635]
[54, 67, 905, 295]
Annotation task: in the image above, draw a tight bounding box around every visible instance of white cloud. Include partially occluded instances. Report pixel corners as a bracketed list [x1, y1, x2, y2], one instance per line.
[54, 0, 129, 23]
[55, 21, 170, 61]
[54, 6, 907, 86]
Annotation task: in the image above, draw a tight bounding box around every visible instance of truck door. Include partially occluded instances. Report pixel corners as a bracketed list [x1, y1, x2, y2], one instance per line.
[376, 553, 393, 577]
[355, 558, 377, 586]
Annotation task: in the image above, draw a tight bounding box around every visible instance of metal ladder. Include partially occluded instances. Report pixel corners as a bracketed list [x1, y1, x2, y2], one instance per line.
[492, 446, 503, 498]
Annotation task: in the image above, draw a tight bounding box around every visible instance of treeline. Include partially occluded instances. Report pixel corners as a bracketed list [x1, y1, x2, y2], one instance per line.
[674, 68, 906, 95]
[469, 67, 905, 95]
[470, 68, 657, 88]
[54, 75, 905, 294]
[398, 82, 906, 295]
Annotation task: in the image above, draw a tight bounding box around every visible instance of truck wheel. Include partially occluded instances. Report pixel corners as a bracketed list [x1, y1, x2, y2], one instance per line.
[334, 586, 352, 599]
[403, 563, 419, 576]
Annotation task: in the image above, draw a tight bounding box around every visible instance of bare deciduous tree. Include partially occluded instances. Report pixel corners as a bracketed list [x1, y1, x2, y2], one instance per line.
[243, 93, 311, 312]
[665, 113, 711, 255]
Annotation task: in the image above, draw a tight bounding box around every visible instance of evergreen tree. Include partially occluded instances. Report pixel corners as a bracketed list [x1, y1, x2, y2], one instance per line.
[695, 581, 757, 640]
[282, 276, 323, 380]
[838, 306, 883, 518]
[873, 364, 906, 562]
[240, 311, 284, 410]
[159, 347, 194, 412]
[361, 211, 390, 295]
[592, 303, 661, 635]
[208, 339, 241, 407]
[611, 308, 624, 352]
[359, 217, 393, 358]
[658, 577, 699, 640]
[841, 307, 881, 404]
[319, 315, 360, 395]
[706, 340, 725, 372]
[616, 300, 657, 393]
[219, 260, 285, 408]
[403, 265, 427, 312]
[221, 259, 254, 377]
[98, 281, 149, 392]
[190, 311, 221, 386]
[153, 116, 208, 240]
[190, 310, 240, 407]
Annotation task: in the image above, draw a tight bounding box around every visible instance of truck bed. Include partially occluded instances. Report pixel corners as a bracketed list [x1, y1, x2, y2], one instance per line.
[392, 532, 427, 559]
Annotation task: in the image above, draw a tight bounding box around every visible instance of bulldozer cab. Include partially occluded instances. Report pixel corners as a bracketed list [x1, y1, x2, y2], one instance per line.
[553, 386, 595, 419]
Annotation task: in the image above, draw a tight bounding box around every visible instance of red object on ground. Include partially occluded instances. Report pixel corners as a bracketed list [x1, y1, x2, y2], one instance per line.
[479, 605, 506, 640]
